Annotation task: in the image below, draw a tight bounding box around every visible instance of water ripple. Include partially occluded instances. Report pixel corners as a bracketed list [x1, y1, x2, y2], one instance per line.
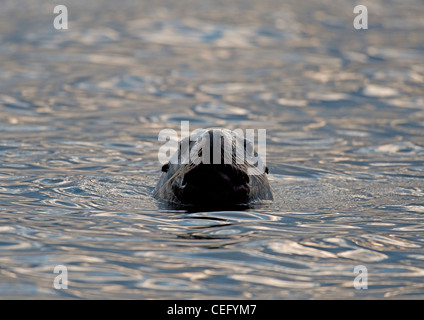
[1, 0, 424, 300]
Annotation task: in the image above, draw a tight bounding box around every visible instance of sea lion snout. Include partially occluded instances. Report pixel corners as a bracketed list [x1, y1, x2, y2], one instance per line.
[154, 128, 273, 206]
[175, 163, 251, 205]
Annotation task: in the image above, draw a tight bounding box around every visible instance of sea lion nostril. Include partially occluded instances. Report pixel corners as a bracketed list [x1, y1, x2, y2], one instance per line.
[217, 171, 231, 183]
[233, 183, 249, 194]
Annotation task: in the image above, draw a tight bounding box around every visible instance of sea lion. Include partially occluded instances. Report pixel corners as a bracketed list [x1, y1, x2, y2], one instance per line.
[154, 128, 273, 207]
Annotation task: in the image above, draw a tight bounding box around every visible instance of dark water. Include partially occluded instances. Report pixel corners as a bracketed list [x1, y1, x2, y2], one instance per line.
[1, 0, 424, 299]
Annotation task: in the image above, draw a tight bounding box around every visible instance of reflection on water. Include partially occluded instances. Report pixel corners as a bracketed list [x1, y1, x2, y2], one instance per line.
[1, 0, 424, 299]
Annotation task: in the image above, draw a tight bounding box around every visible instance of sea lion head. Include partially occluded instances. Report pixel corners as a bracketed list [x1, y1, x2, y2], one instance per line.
[154, 128, 272, 207]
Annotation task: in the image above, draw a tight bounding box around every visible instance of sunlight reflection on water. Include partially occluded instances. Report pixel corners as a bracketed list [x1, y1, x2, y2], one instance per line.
[0, 0, 424, 299]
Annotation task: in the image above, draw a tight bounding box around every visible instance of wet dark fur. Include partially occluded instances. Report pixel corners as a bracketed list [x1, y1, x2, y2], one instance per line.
[154, 129, 273, 207]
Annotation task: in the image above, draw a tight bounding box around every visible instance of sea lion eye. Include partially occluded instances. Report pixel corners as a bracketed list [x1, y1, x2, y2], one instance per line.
[242, 172, 250, 183]
[161, 163, 169, 173]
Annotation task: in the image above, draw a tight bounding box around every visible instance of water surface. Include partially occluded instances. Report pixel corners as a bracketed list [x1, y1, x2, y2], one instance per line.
[1, 0, 424, 299]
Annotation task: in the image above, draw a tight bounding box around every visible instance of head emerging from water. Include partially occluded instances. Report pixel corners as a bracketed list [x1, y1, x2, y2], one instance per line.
[153, 128, 273, 207]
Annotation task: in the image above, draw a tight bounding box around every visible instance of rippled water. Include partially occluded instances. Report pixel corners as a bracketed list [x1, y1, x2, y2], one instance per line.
[1, 0, 424, 299]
